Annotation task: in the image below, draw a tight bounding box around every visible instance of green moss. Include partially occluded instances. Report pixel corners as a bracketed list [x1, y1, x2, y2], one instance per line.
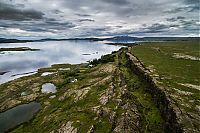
[94, 117, 112, 133]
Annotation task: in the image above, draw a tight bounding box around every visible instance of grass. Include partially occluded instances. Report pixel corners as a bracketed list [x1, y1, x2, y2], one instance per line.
[130, 40, 200, 131]
[131, 41, 199, 85]
[0, 62, 114, 133]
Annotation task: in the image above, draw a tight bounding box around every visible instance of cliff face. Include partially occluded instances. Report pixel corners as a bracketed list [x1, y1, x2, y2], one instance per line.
[125, 50, 182, 132]
[127, 41, 200, 133]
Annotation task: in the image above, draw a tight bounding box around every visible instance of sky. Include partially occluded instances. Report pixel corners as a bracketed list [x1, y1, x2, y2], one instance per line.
[0, 0, 199, 39]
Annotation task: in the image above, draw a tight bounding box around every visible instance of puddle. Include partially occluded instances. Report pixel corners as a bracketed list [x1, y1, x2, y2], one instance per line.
[41, 72, 55, 76]
[58, 68, 71, 71]
[21, 91, 29, 96]
[41, 83, 57, 93]
[0, 102, 41, 133]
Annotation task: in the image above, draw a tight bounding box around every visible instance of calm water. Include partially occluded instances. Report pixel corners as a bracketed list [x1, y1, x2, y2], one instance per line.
[41, 83, 57, 93]
[0, 102, 41, 133]
[0, 40, 121, 84]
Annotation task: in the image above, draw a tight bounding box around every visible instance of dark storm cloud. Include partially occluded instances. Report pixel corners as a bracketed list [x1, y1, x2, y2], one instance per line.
[188, 5, 199, 12]
[78, 19, 95, 22]
[184, 0, 199, 5]
[115, 26, 123, 28]
[177, 16, 185, 19]
[164, 7, 184, 14]
[61, 0, 146, 17]
[166, 18, 177, 22]
[75, 14, 92, 17]
[101, 0, 130, 5]
[135, 23, 182, 34]
[0, 2, 44, 21]
[52, 10, 63, 14]
[37, 23, 73, 32]
[179, 19, 199, 33]
[165, 0, 199, 14]
[145, 23, 169, 32]
[180, 19, 198, 27]
[166, 16, 185, 22]
[45, 19, 76, 28]
[0, 18, 76, 33]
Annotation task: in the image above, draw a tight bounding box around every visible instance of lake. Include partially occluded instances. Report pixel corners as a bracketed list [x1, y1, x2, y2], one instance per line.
[0, 40, 121, 84]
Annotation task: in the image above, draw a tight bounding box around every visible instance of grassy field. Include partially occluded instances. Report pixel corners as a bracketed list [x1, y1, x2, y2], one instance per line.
[130, 40, 200, 132]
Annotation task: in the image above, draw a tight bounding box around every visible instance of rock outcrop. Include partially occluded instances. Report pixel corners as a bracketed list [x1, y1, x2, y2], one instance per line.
[126, 50, 183, 132]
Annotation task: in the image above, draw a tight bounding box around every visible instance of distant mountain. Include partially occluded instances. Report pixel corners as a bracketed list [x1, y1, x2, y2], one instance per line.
[0, 36, 199, 44]
[0, 38, 34, 43]
[100, 36, 142, 42]
[0, 37, 101, 43]
[100, 36, 200, 42]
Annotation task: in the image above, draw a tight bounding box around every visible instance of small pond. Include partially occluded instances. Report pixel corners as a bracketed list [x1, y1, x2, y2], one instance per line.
[41, 72, 55, 76]
[41, 83, 57, 93]
[0, 102, 41, 133]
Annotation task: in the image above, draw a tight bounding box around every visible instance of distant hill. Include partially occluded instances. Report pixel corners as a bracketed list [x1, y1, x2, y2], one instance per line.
[0, 36, 199, 43]
[0, 38, 34, 43]
[100, 36, 200, 42]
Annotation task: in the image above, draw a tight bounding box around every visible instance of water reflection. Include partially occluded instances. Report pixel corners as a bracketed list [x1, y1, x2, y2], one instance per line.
[41, 72, 55, 76]
[0, 102, 41, 133]
[0, 41, 121, 84]
[41, 83, 57, 93]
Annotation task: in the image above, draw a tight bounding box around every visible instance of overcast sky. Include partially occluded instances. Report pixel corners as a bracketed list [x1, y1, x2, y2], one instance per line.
[0, 0, 199, 39]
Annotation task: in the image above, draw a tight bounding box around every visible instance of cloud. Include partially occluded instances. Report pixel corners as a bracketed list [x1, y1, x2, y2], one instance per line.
[75, 13, 92, 17]
[164, 7, 185, 14]
[184, 0, 199, 5]
[78, 19, 95, 22]
[0, 2, 44, 21]
[188, 5, 199, 12]
[0, 18, 76, 35]
[177, 16, 185, 19]
[164, 0, 199, 14]
[0, 0, 199, 38]
[101, 0, 130, 5]
[52, 9, 63, 14]
[144, 23, 169, 32]
[166, 16, 185, 22]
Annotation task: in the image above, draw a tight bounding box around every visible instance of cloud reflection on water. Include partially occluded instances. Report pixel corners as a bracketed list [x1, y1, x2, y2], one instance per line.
[0, 40, 121, 84]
